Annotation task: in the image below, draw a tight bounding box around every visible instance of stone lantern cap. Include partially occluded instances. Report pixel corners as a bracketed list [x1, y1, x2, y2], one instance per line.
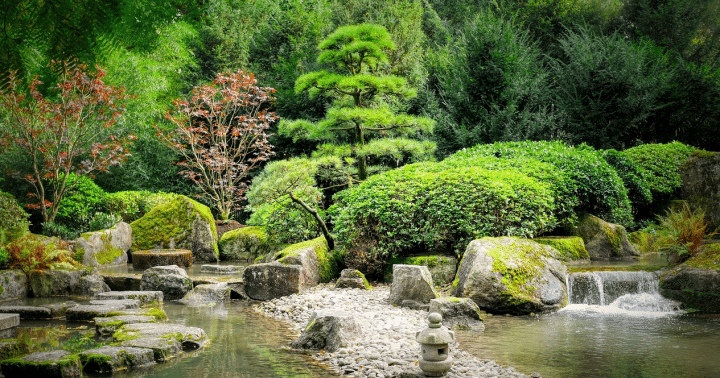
[416, 312, 454, 345]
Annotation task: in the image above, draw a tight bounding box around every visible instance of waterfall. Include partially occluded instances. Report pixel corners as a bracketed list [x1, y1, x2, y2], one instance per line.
[564, 271, 684, 315]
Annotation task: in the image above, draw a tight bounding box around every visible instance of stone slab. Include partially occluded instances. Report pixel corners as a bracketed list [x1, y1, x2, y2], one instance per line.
[65, 304, 126, 322]
[95, 315, 156, 336]
[0, 350, 81, 378]
[101, 273, 142, 291]
[94, 291, 163, 305]
[116, 323, 208, 350]
[200, 264, 244, 274]
[89, 299, 141, 309]
[0, 313, 19, 330]
[0, 306, 52, 320]
[121, 337, 182, 362]
[41, 301, 79, 318]
[79, 346, 155, 375]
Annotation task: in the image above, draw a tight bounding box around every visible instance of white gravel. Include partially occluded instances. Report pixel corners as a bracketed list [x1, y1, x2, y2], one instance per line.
[255, 284, 541, 378]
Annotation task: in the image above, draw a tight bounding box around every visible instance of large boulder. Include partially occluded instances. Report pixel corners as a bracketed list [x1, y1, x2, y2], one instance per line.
[218, 226, 279, 261]
[680, 150, 720, 229]
[272, 237, 340, 284]
[73, 222, 131, 268]
[78, 346, 155, 375]
[570, 213, 638, 260]
[74, 274, 111, 297]
[452, 237, 568, 315]
[130, 196, 219, 262]
[243, 262, 302, 301]
[0, 270, 28, 300]
[389, 265, 439, 307]
[29, 269, 87, 297]
[139, 266, 193, 300]
[289, 310, 361, 352]
[660, 245, 720, 313]
[384, 255, 457, 285]
[532, 236, 590, 262]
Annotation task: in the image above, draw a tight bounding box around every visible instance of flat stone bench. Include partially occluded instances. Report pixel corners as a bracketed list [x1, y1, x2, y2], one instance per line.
[94, 291, 163, 305]
[0, 306, 52, 320]
[132, 249, 192, 270]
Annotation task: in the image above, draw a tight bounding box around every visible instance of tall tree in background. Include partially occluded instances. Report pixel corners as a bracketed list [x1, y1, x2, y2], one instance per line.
[279, 24, 434, 181]
[158, 70, 277, 220]
[0, 61, 134, 223]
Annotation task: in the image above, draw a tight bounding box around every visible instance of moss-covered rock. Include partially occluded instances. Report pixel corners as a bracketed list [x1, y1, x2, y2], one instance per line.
[452, 237, 568, 315]
[335, 269, 372, 290]
[570, 213, 638, 259]
[533, 236, 590, 261]
[72, 222, 131, 267]
[0, 270, 28, 300]
[273, 237, 342, 283]
[130, 196, 218, 262]
[218, 226, 279, 261]
[660, 243, 720, 313]
[0, 350, 81, 378]
[681, 150, 720, 229]
[628, 230, 660, 254]
[384, 255, 457, 285]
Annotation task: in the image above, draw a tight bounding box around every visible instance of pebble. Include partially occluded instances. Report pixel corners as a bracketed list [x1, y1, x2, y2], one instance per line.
[255, 284, 539, 378]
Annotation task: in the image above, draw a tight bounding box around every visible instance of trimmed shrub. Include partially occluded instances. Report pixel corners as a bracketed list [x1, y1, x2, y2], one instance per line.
[218, 226, 279, 261]
[54, 173, 107, 225]
[624, 142, 696, 197]
[599, 149, 653, 212]
[103, 191, 179, 223]
[0, 191, 30, 239]
[247, 201, 322, 246]
[446, 141, 633, 226]
[329, 162, 556, 274]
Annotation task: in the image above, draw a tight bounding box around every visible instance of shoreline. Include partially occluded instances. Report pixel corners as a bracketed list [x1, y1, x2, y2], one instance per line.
[254, 283, 540, 378]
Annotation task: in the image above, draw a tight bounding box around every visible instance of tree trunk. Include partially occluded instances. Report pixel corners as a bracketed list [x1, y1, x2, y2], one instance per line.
[288, 193, 335, 250]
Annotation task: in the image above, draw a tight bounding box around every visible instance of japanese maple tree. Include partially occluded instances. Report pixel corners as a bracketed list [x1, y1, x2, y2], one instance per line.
[0, 61, 134, 223]
[159, 69, 277, 220]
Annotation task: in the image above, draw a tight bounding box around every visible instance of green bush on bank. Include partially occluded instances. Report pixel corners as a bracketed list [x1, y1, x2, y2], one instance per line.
[623, 142, 696, 198]
[103, 191, 179, 223]
[330, 162, 556, 265]
[599, 149, 653, 213]
[0, 191, 31, 267]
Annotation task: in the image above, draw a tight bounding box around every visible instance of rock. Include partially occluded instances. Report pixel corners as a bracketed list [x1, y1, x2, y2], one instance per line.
[452, 237, 568, 315]
[570, 213, 638, 259]
[0, 306, 52, 320]
[429, 297, 485, 330]
[41, 301, 79, 318]
[289, 310, 362, 352]
[0, 350, 81, 378]
[179, 283, 231, 306]
[139, 265, 193, 300]
[115, 323, 208, 350]
[272, 237, 340, 284]
[95, 315, 156, 336]
[72, 222, 131, 268]
[66, 304, 127, 322]
[661, 265, 720, 313]
[389, 265, 439, 307]
[335, 269, 372, 290]
[79, 346, 155, 374]
[533, 236, 590, 262]
[89, 299, 141, 309]
[74, 274, 111, 297]
[218, 226, 278, 261]
[94, 291, 164, 306]
[28, 269, 87, 297]
[132, 249, 193, 270]
[276, 247, 320, 288]
[130, 195, 219, 262]
[0, 313, 19, 330]
[200, 264, 243, 274]
[680, 150, 720, 229]
[120, 337, 182, 363]
[384, 255, 457, 285]
[243, 262, 302, 301]
[101, 273, 142, 291]
[0, 270, 28, 300]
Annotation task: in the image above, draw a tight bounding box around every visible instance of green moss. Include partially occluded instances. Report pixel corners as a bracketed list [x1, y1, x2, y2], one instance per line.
[484, 237, 546, 305]
[81, 233, 92, 242]
[684, 244, 720, 270]
[112, 328, 138, 342]
[80, 353, 112, 366]
[343, 269, 373, 290]
[533, 237, 589, 260]
[275, 236, 341, 282]
[73, 247, 85, 263]
[602, 223, 623, 256]
[218, 226, 277, 261]
[2, 353, 80, 369]
[143, 308, 168, 320]
[95, 245, 123, 265]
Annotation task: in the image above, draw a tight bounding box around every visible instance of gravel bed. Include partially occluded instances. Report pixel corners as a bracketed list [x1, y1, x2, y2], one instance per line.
[255, 284, 541, 378]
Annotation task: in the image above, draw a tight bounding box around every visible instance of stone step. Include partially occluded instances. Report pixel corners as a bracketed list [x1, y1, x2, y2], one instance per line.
[94, 291, 164, 305]
[0, 350, 81, 378]
[121, 337, 182, 363]
[0, 306, 52, 320]
[101, 273, 142, 291]
[95, 315, 156, 336]
[65, 304, 127, 322]
[0, 313, 20, 330]
[114, 323, 208, 350]
[89, 299, 141, 309]
[200, 264, 244, 274]
[78, 346, 155, 375]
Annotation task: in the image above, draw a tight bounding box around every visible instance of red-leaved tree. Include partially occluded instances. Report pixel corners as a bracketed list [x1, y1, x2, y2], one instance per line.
[158, 70, 277, 220]
[0, 61, 134, 223]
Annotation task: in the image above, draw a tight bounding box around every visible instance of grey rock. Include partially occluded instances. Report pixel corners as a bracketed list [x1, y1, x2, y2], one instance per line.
[72, 222, 131, 268]
[79, 346, 155, 374]
[661, 266, 720, 313]
[0, 313, 19, 330]
[200, 264, 243, 274]
[571, 213, 638, 259]
[290, 310, 362, 352]
[243, 262, 302, 301]
[384, 255, 458, 285]
[139, 265, 193, 300]
[680, 151, 720, 229]
[117, 323, 208, 350]
[66, 304, 126, 321]
[101, 273, 142, 291]
[452, 237, 568, 315]
[89, 299, 141, 309]
[95, 315, 156, 336]
[389, 265, 439, 306]
[121, 337, 182, 362]
[179, 283, 230, 306]
[41, 301, 79, 318]
[429, 297, 485, 330]
[28, 269, 87, 297]
[335, 269, 371, 290]
[74, 274, 111, 297]
[276, 246, 320, 289]
[94, 290, 163, 305]
[0, 305, 52, 320]
[0, 270, 28, 300]
[0, 350, 81, 378]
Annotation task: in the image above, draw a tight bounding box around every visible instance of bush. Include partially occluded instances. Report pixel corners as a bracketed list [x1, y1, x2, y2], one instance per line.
[329, 162, 556, 274]
[446, 141, 633, 226]
[247, 201, 322, 245]
[0, 191, 30, 239]
[623, 142, 696, 197]
[103, 191, 179, 223]
[54, 174, 106, 226]
[218, 226, 279, 261]
[6, 234, 82, 275]
[599, 149, 653, 213]
[654, 203, 717, 264]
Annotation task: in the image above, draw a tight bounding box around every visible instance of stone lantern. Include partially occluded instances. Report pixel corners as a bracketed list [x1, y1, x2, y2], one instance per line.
[415, 312, 454, 377]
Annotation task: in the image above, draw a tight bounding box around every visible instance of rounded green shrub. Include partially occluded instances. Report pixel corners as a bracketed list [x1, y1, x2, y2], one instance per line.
[218, 226, 279, 261]
[446, 141, 633, 226]
[103, 191, 179, 223]
[623, 142, 696, 197]
[599, 149, 653, 212]
[55, 173, 106, 224]
[0, 191, 30, 239]
[247, 201, 321, 245]
[330, 162, 556, 265]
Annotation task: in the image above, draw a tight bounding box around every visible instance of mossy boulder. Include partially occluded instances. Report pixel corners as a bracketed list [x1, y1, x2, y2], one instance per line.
[73, 222, 131, 267]
[0, 350, 81, 378]
[533, 236, 590, 262]
[218, 226, 279, 261]
[660, 243, 720, 312]
[139, 266, 193, 300]
[383, 255, 457, 285]
[570, 213, 638, 260]
[78, 346, 155, 375]
[130, 196, 218, 262]
[335, 269, 372, 290]
[389, 264, 439, 307]
[28, 269, 88, 297]
[680, 150, 720, 229]
[628, 230, 660, 254]
[0, 270, 28, 300]
[452, 237, 568, 315]
[273, 237, 342, 283]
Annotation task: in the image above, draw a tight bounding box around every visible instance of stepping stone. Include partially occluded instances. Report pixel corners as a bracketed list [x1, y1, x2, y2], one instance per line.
[95, 315, 156, 336]
[200, 264, 243, 274]
[41, 301, 79, 318]
[79, 346, 155, 375]
[179, 283, 230, 306]
[0, 350, 81, 378]
[101, 273, 142, 291]
[89, 299, 141, 309]
[0, 306, 52, 320]
[115, 323, 208, 350]
[94, 291, 163, 305]
[66, 304, 126, 322]
[103, 308, 167, 320]
[0, 313, 20, 330]
[121, 337, 182, 362]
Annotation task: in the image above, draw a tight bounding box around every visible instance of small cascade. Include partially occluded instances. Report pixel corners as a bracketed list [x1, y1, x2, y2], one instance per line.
[564, 271, 684, 316]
